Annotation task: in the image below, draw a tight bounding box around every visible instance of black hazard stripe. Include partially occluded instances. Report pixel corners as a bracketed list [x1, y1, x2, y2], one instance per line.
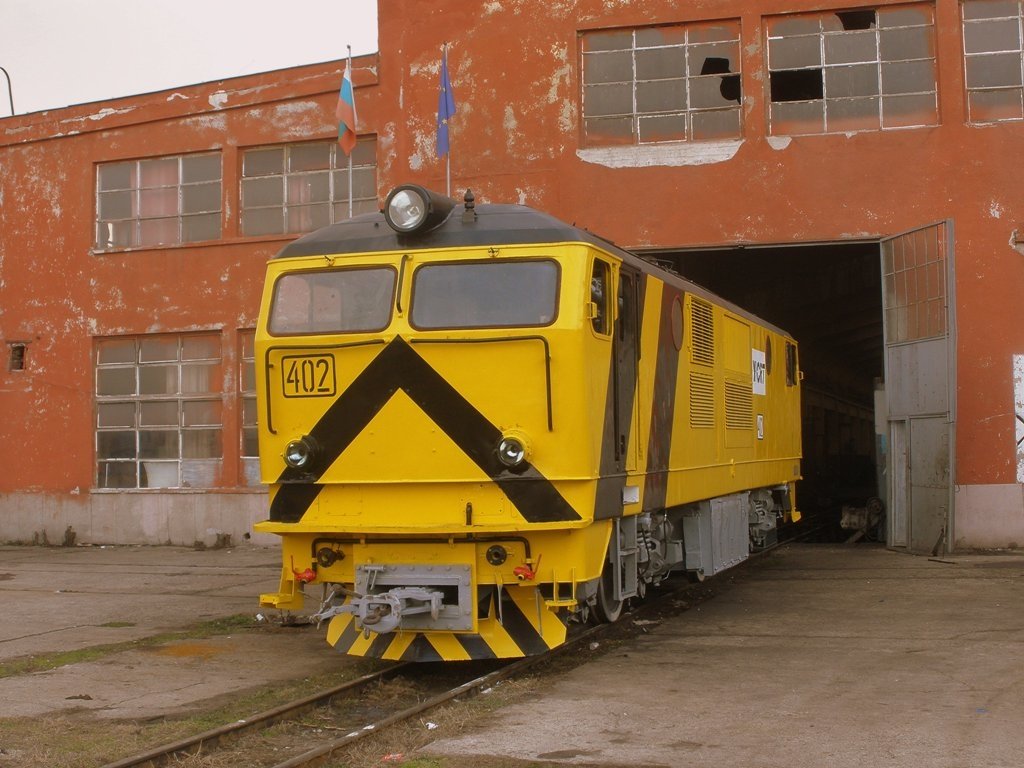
[594, 272, 648, 520]
[643, 286, 683, 511]
[270, 336, 580, 524]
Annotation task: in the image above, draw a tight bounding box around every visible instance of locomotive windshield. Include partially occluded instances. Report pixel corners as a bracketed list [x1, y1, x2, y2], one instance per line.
[269, 266, 396, 335]
[410, 259, 559, 329]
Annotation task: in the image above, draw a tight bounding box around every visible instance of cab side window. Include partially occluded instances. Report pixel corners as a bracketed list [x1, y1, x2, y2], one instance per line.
[591, 260, 611, 335]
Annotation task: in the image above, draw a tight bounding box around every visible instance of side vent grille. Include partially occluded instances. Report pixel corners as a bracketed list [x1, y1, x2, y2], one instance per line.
[690, 372, 714, 429]
[725, 380, 753, 430]
[690, 298, 714, 366]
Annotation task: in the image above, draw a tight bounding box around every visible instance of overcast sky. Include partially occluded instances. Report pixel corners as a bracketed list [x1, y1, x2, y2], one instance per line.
[1, 0, 378, 116]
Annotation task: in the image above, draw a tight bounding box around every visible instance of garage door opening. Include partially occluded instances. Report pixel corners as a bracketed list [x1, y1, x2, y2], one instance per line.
[642, 241, 886, 542]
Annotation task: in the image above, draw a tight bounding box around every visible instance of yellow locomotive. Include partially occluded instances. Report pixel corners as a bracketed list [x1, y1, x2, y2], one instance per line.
[256, 185, 801, 661]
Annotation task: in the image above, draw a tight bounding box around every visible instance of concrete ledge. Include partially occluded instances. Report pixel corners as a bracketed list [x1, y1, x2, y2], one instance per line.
[954, 483, 1024, 549]
[0, 491, 278, 547]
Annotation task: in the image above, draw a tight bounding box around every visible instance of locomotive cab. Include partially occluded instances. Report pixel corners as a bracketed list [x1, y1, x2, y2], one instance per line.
[255, 186, 801, 661]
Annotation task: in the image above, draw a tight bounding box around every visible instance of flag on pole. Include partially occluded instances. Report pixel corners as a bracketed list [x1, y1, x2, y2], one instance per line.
[336, 60, 357, 156]
[436, 46, 456, 157]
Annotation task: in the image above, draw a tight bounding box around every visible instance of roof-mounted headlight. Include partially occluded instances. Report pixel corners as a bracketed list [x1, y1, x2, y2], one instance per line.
[383, 184, 457, 235]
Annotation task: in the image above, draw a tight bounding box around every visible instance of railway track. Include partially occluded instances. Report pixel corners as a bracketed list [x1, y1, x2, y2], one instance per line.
[102, 529, 827, 768]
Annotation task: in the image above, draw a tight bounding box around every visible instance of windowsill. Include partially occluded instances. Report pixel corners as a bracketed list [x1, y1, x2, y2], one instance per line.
[577, 140, 743, 168]
[91, 486, 267, 494]
[91, 232, 300, 256]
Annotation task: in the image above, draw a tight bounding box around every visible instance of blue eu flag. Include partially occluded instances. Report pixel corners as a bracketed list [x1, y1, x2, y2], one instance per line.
[437, 48, 456, 158]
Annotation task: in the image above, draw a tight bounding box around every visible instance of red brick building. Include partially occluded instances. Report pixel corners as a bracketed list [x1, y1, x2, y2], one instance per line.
[1, 0, 1021, 551]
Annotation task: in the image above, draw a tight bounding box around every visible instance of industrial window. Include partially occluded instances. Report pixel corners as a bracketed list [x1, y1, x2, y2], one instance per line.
[95, 153, 222, 250]
[963, 0, 1024, 122]
[95, 334, 223, 489]
[239, 330, 260, 486]
[581, 20, 743, 145]
[240, 138, 377, 236]
[767, 4, 938, 135]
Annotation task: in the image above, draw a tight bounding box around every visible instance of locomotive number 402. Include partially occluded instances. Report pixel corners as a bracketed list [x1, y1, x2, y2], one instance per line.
[281, 354, 336, 398]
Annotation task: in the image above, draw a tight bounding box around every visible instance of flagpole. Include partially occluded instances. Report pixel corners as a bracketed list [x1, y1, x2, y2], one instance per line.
[444, 43, 451, 197]
[347, 45, 354, 219]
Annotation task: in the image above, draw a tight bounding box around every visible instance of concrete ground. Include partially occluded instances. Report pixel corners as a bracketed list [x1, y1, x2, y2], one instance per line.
[2, 543, 1022, 767]
[425, 544, 1024, 768]
[0, 544, 343, 719]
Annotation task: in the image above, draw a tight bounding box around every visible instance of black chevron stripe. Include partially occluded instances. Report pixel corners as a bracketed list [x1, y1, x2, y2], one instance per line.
[643, 286, 682, 511]
[332, 616, 360, 654]
[399, 635, 444, 662]
[270, 337, 580, 524]
[499, 588, 549, 656]
[455, 633, 498, 660]
[595, 271, 648, 520]
[365, 630, 395, 659]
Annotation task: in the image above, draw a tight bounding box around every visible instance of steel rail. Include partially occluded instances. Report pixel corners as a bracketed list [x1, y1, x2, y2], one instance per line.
[100, 662, 411, 768]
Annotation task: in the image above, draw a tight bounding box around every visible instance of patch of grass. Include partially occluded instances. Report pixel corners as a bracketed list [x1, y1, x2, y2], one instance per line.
[0, 614, 259, 679]
[97, 621, 136, 628]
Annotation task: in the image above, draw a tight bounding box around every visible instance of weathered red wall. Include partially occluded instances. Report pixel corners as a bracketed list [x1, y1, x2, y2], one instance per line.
[0, 58, 382, 497]
[375, 0, 1023, 487]
[0, 0, 1021, 543]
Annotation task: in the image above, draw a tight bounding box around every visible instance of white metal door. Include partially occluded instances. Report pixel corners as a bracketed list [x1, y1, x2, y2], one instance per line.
[880, 222, 956, 554]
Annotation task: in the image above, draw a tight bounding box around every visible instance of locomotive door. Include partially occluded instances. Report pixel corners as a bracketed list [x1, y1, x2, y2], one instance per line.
[880, 221, 956, 555]
[613, 267, 640, 472]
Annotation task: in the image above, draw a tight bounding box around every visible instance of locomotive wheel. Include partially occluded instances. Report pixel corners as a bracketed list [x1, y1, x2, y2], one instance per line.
[592, 564, 623, 624]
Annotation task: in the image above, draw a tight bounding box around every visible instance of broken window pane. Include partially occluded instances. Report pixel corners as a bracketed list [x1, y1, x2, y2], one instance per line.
[690, 75, 741, 108]
[770, 69, 824, 102]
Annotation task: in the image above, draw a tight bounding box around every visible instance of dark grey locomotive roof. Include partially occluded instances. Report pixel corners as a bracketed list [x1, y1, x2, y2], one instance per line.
[275, 200, 792, 339]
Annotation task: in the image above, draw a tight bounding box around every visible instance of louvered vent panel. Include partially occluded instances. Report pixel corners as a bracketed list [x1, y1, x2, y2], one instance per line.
[690, 298, 714, 366]
[725, 379, 753, 430]
[690, 372, 715, 429]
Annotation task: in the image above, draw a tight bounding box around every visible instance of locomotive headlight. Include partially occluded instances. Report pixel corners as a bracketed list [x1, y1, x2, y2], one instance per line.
[383, 184, 457, 235]
[283, 436, 318, 469]
[497, 435, 528, 468]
